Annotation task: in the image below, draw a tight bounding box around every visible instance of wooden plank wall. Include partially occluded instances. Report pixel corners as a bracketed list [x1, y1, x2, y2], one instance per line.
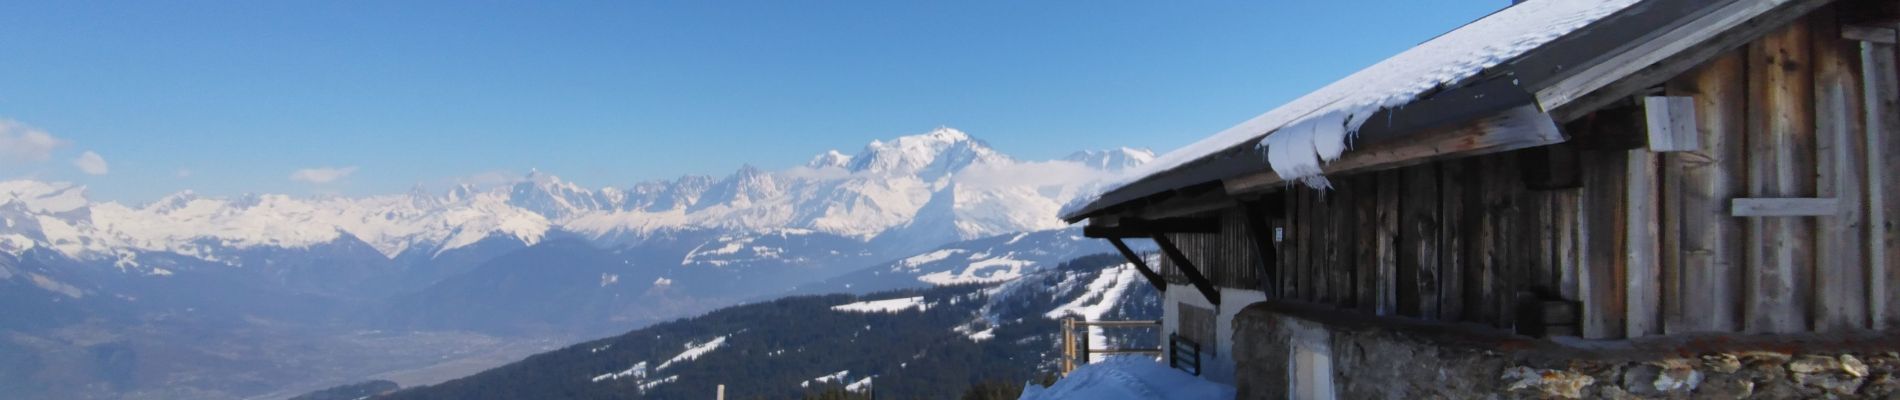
[1158, 207, 1267, 290]
[1156, 4, 1898, 339]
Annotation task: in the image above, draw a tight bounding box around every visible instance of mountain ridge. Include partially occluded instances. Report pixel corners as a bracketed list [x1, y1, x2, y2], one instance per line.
[0, 127, 1153, 272]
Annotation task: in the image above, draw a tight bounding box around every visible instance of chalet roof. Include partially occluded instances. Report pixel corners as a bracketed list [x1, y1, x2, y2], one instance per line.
[1061, 0, 1820, 222]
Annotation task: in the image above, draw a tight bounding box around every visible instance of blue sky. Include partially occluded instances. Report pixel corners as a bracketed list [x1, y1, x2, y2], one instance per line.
[0, 1, 1503, 202]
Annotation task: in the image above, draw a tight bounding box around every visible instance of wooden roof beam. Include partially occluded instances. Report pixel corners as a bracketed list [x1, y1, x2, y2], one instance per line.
[1223, 105, 1564, 196]
[1081, 217, 1220, 239]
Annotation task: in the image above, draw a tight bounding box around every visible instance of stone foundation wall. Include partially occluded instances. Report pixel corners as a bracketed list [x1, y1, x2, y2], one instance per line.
[1232, 302, 1900, 399]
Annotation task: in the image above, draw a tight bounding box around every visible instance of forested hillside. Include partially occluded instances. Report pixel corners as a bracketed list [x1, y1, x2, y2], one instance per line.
[378, 254, 1159, 399]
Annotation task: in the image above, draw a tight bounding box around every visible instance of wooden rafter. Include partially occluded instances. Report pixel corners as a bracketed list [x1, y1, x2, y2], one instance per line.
[1241, 201, 1279, 297]
[1107, 237, 1168, 294]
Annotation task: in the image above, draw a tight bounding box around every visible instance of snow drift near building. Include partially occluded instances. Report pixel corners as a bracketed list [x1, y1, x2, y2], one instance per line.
[1018, 356, 1234, 400]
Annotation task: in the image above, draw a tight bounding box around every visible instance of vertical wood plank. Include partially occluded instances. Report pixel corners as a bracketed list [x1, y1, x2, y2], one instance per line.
[1376, 170, 1402, 316]
[1812, 10, 1868, 332]
[1554, 188, 1583, 303]
[1440, 159, 1468, 321]
[1485, 154, 1520, 329]
[1322, 185, 1337, 305]
[1626, 149, 1663, 338]
[1356, 175, 1380, 314]
[1284, 190, 1299, 299]
[1333, 175, 1357, 308]
[1284, 189, 1300, 301]
[1744, 20, 1816, 334]
[1402, 164, 1441, 319]
[1669, 50, 1749, 333]
[1865, 41, 1900, 329]
[1662, 126, 1688, 334]
[1470, 157, 1501, 326]
[1299, 188, 1315, 303]
[1581, 149, 1629, 339]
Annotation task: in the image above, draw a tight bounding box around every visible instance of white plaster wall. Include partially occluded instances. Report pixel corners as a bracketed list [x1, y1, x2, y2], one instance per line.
[1161, 284, 1269, 385]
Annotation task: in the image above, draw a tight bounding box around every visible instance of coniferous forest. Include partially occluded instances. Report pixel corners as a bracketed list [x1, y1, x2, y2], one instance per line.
[372, 253, 1159, 399]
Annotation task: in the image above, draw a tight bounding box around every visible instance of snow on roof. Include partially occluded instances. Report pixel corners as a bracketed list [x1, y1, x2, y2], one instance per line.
[831, 296, 930, 313]
[1019, 356, 1234, 400]
[1079, 0, 1640, 208]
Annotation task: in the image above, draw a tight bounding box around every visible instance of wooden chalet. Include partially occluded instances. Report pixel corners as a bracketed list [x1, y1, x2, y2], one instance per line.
[1063, 0, 1900, 398]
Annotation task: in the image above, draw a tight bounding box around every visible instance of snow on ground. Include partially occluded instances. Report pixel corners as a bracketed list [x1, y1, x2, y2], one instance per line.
[801, 370, 850, 388]
[638, 375, 678, 392]
[894, 249, 964, 270]
[918, 256, 1032, 285]
[831, 296, 929, 313]
[845, 376, 874, 392]
[589, 361, 647, 383]
[1073, 0, 1642, 206]
[1018, 357, 1234, 400]
[655, 336, 727, 371]
[1043, 264, 1139, 361]
[968, 328, 995, 342]
[952, 322, 996, 342]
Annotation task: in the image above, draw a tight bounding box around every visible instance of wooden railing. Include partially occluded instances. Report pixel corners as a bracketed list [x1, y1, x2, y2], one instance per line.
[1059, 317, 1163, 375]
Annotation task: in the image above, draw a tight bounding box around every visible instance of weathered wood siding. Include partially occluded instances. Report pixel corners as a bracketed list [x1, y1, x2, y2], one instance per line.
[1156, 6, 1899, 339]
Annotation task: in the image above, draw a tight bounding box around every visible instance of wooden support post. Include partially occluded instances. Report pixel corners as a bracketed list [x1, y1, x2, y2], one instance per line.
[1061, 318, 1075, 374]
[1861, 33, 1900, 329]
[1152, 233, 1221, 306]
[1626, 149, 1662, 337]
[1108, 238, 1167, 293]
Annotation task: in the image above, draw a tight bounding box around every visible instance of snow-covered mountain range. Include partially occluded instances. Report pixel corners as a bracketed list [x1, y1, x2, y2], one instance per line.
[0, 127, 1150, 273]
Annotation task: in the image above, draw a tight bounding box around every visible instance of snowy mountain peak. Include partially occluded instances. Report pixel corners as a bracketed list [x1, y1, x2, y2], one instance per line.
[924, 126, 971, 141]
[845, 127, 1009, 181]
[806, 150, 852, 169]
[508, 170, 614, 219]
[1063, 148, 1156, 172]
[0, 180, 90, 214]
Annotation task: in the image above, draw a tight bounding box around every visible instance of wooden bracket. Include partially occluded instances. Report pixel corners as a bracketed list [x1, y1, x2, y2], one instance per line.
[1107, 237, 1167, 293]
[1151, 233, 1221, 306]
[1730, 198, 1839, 217]
[1644, 96, 1701, 152]
[1843, 24, 1897, 44]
